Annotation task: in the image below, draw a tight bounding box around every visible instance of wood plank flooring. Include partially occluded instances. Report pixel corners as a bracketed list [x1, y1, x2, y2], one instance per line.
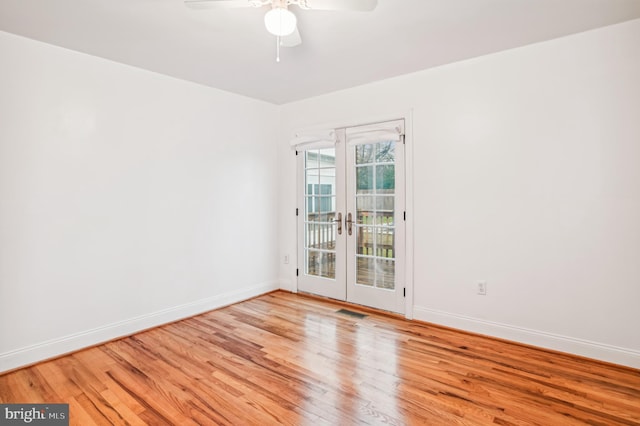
[1, 291, 639, 425]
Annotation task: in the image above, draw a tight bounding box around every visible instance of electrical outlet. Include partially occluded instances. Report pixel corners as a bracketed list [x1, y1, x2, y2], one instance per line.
[477, 281, 487, 295]
[284, 255, 289, 264]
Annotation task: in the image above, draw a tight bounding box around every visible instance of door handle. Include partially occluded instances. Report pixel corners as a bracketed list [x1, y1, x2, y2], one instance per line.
[333, 212, 342, 235]
[346, 212, 353, 236]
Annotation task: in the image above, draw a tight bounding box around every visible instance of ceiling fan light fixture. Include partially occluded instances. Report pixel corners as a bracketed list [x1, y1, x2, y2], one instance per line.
[264, 8, 297, 37]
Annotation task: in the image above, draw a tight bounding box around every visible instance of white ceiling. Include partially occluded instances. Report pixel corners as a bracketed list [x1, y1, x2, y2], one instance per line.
[1, 0, 640, 104]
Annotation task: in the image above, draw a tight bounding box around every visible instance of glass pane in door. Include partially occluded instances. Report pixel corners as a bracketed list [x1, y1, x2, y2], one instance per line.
[354, 141, 396, 289]
[304, 149, 337, 279]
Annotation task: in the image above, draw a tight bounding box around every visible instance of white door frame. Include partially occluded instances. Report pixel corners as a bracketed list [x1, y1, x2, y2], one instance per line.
[294, 110, 414, 319]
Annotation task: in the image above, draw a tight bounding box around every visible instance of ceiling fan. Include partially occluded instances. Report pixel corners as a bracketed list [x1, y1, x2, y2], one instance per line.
[184, 0, 378, 61]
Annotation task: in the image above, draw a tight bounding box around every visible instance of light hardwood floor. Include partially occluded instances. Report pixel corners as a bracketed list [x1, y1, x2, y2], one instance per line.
[1, 291, 639, 425]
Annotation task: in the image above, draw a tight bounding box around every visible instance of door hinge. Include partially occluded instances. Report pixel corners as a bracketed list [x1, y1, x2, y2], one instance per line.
[403, 211, 406, 221]
[295, 150, 299, 156]
[296, 268, 299, 276]
[296, 208, 299, 216]
[401, 134, 406, 145]
[403, 288, 406, 297]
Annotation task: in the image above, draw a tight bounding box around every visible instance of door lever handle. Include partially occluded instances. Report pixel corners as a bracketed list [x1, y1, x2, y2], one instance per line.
[333, 212, 342, 235]
[346, 212, 353, 236]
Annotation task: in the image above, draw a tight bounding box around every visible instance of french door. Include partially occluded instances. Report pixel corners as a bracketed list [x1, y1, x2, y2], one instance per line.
[297, 120, 405, 314]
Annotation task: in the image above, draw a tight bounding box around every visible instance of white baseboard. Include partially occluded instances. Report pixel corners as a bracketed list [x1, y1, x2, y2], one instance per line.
[413, 306, 640, 369]
[0, 281, 279, 373]
[278, 277, 295, 293]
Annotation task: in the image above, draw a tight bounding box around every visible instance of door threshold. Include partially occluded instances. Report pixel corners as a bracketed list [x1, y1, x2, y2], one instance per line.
[294, 290, 405, 320]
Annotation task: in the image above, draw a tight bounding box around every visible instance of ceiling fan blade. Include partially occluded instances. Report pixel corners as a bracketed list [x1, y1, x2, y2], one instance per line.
[184, 0, 254, 10]
[302, 0, 377, 11]
[281, 27, 302, 47]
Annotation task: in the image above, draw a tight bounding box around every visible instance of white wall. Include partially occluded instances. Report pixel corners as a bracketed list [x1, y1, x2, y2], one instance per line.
[278, 19, 640, 368]
[2, 18, 639, 372]
[0, 31, 280, 372]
